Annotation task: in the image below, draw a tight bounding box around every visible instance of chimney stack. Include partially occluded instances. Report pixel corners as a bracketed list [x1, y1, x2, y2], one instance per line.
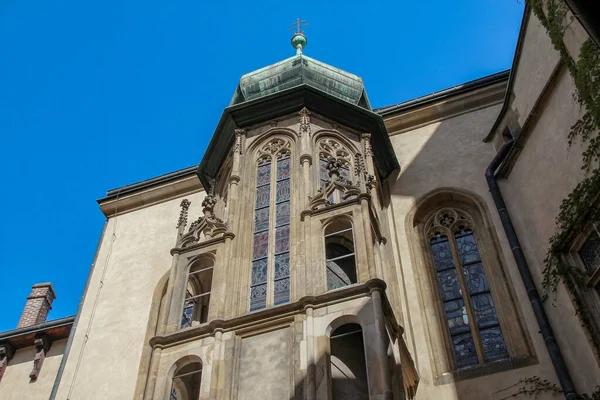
[17, 283, 56, 328]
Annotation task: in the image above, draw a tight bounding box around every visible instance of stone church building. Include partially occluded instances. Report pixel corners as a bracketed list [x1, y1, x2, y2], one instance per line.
[1, 5, 600, 400]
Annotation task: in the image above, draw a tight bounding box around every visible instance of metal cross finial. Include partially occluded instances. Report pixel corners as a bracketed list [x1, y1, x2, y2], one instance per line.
[289, 18, 308, 35]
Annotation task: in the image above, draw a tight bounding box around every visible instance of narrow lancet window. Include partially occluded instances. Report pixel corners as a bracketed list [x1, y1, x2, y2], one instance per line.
[325, 220, 357, 290]
[181, 259, 213, 328]
[250, 159, 271, 311]
[428, 209, 509, 369]
[274, 154, 291, 305]
[249, 143, 293, 311]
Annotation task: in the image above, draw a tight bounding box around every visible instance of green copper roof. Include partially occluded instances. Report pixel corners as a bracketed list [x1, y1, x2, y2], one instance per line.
[231, 54, 371, 110]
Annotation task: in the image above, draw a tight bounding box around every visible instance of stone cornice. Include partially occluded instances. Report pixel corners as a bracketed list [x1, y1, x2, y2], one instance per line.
[149, 279, 399, 349]
[382, 75, 507, 135]
[98, 173, 203, 218]
[170, 232, 235, 255]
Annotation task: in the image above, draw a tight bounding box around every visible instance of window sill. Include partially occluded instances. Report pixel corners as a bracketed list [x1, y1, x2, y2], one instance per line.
[434, 356, 537, 385]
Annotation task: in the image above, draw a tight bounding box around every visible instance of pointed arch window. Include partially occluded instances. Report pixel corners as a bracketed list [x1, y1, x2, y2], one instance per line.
[181, 258, 213, 328]
[325, 219, 357, 290]
[250, 140, 292, 311]
[426, 208, 508, 369]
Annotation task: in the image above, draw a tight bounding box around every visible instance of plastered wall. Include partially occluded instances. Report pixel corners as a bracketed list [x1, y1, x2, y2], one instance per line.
[0, 339, 66, 400]
[501, 64, 600, 393]
[53, 191, 205, 399]
[386, 103, 563, 399]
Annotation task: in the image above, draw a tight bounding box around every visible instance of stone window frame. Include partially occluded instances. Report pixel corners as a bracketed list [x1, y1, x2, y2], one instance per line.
[248, 135, 295, 311]
[407, 189, 534, 384]
[564, 222, 600, 347]
[180, 255, 215, 329]
[323, 216, 358, 291]
[166, 355, 204, 400]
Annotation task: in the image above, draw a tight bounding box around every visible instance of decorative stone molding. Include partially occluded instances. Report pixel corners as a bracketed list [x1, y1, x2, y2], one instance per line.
[149, 278, 395, 348]
[319, 138, 352, 166]
[425, 207, 473, 238]
[29, 334, 51, 381]
[177, 199, 191, 229]
[180, 185, 229, 248]
[299, 154, 313, 166]
[361, 133, 373, 156]
[299, 107, 311, 136]
[0, 342, 15, 382]
[232, 129, 246, 155]
[258, 138, 291, 158]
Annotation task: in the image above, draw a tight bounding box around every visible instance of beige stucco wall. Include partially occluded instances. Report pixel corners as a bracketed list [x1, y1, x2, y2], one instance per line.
[386, 103, 565, 399]
[0, 339, 66, 400]
[500, 63, 600, 392]
[53, 191, 205, 399]
[510, 14, 560, 127]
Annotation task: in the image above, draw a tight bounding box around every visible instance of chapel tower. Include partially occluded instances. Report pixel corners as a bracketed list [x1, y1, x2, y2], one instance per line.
[143, 30, 417, 399]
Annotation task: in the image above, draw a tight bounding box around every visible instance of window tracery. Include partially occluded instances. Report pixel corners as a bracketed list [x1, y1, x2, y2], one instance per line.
[318, 138, 352, 188]
[250, 138, 292, 311]
[425, 208, 509, 369]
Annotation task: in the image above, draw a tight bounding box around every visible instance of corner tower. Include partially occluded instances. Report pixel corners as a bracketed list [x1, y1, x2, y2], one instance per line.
[146, 29, 416, 400]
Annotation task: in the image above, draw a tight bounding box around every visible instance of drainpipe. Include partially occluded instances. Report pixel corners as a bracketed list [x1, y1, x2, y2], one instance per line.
[485, 140, 577, 400]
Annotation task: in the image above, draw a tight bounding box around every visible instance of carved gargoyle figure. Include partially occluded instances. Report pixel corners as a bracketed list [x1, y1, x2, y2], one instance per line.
[29, 334, 51, 382]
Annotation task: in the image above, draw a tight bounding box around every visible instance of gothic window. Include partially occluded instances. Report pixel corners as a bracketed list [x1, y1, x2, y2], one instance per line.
[426, 208, 509, 369]
[330, 323, 369, 399]
[325, 219, 357, 290]
[170, 362, 202, 400]
[577, 223, 600, 301]
[181, 258, 213, 328]
[318, 138, 352, 189]
[249, 139, 291, 311]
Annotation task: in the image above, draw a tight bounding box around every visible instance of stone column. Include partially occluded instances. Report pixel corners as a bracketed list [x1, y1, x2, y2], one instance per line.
[305, 306, 316, 400]
[209, 329, 224, 399]
[144, 347, 162, 400]
[164, 253, 182, 333]
[367, 289, 393, 400]
[360, 198, 377, 279]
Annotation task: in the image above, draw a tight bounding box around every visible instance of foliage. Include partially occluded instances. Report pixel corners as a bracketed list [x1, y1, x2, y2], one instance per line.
[523, 0, 600, 355]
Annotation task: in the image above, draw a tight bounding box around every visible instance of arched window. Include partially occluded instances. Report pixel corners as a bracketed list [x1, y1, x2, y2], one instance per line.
[330, 323, 369, 399]
[249, 139, 292, 311]
[426, 208, 508, 369]
[325, 219, 357, 290]
[170, 362, 202, 400]
[181, 258, 213, 328]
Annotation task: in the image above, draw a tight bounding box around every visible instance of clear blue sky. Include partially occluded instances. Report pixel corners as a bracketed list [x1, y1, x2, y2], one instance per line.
[0, 0, 524, 331]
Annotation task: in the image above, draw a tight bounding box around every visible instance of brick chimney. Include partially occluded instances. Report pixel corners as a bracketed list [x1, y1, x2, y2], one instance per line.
[17, 283, 56, 328]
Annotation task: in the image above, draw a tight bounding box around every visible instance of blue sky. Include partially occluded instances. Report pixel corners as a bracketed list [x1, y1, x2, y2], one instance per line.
[0, 0, 524, 331]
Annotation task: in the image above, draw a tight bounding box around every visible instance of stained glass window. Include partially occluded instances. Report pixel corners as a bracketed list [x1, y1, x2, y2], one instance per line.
[273, 155, 291, 305]
[249, 151, 292, 311]
[250, 159, 271, 311]
[430, 227, 508, 369]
